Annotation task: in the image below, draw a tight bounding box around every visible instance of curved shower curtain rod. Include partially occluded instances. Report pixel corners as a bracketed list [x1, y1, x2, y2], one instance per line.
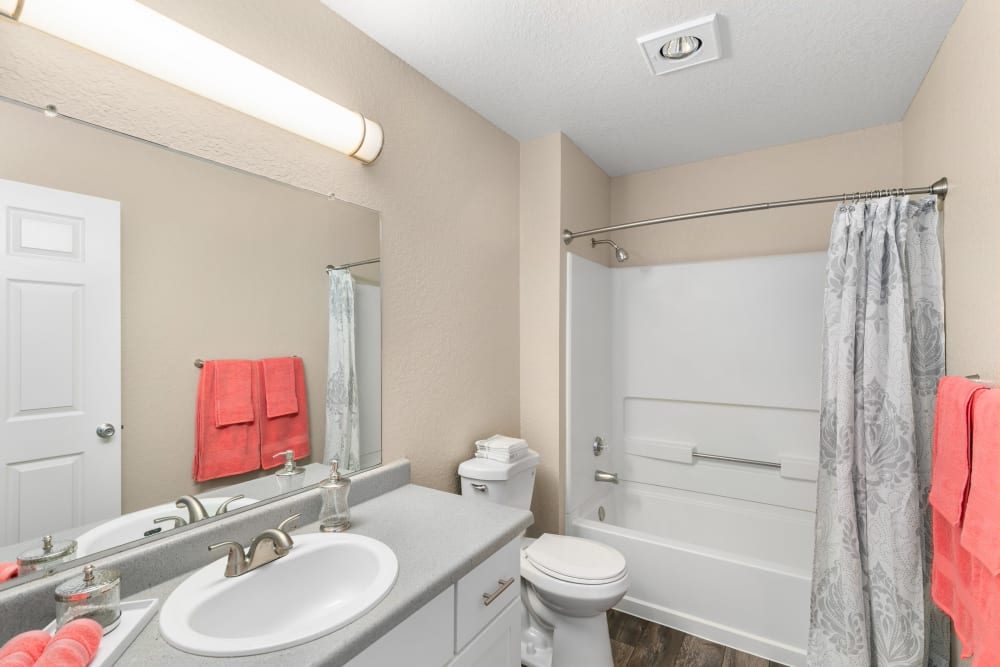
[562, 177, 948, 245]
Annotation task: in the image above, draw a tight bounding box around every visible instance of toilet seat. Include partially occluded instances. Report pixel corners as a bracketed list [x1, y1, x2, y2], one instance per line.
[523, 534, 627, 585]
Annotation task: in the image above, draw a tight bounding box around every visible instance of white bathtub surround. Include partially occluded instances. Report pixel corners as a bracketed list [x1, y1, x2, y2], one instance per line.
[565, 252, 827, 665]
[325, 268, 360, 471]
[808, 196, 947, 666]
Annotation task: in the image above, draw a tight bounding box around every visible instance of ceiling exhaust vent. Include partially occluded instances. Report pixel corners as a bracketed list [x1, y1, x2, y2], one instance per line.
[637, 14, 722, 76]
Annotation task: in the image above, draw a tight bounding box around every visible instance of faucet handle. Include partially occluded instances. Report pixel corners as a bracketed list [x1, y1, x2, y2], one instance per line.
[214, 494, 245, 516]
[208, 540, 245, 554]
[277, 513, 301, 533]
[153, 515, 188, 529]
[209, 540, 249, 578]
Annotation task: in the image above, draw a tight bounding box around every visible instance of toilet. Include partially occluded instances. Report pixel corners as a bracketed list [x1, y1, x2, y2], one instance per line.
[459, 450, 629, 667]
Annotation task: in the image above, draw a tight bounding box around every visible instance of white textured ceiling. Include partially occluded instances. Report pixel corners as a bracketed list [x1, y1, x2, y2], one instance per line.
[321, 0, 965, 176]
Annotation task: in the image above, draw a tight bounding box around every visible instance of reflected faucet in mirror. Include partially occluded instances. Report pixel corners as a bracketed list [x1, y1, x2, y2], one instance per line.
[171, 495, 246, 525]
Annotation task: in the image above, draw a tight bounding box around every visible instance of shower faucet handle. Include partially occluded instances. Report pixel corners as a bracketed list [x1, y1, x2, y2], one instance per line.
[593, 436, 607, 456]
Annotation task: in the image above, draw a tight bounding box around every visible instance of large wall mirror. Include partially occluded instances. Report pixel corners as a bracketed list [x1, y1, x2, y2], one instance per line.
[0, 98, 382, 585]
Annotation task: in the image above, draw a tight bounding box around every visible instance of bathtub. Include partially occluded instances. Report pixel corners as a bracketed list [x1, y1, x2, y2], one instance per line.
[569, 482, 814, 667]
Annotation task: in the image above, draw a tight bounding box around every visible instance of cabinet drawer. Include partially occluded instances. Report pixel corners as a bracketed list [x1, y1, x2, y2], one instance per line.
[455, 538, 521, 651]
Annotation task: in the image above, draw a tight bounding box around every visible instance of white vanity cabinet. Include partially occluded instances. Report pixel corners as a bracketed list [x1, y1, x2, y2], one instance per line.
[346, 538, 521, 667]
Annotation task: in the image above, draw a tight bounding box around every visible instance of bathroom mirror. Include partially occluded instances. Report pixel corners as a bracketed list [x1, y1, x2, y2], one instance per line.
[0, 97, 382, 580]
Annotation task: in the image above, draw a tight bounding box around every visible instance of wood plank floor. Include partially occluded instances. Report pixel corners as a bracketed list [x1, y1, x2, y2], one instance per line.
[608, 610, 789, 667]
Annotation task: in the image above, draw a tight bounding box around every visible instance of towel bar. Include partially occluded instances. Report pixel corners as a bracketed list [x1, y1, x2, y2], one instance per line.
[194, 356, 296, 369]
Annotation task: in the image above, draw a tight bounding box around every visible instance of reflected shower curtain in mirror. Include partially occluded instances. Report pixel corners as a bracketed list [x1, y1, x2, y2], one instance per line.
[324, 269, 360, 473]
[807, 196, 948, 666]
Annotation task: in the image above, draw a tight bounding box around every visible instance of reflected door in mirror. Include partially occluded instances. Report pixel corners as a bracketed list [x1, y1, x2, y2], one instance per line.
[0, 178, 121, 545]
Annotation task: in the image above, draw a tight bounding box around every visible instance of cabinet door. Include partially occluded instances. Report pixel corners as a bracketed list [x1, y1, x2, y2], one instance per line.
[450, 599, 520, 667]
[455, 538, 521, 650]
[346, 587, 455, 667]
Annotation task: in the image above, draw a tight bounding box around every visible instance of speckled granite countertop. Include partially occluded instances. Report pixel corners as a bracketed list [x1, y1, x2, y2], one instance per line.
[114, 484, 532, 666]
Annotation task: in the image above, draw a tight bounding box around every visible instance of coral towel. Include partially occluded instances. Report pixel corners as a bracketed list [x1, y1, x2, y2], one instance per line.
[961, 387, 1000, 574]
[0, 563, 17, 583]
[258, 357, 310, 469]
[193, 360, 260, 482]
[261, 357, 299, 418]
[0, 630, 50, 667]
[213, 360, 255, 427]
[929, 377, 984, 522]
[34, 618, 102, 667]
[929, 377, 984, 654]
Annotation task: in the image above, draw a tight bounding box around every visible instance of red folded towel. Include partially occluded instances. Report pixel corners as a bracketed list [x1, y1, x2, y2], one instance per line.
[193, 361, 261, 482]
[0, 630, 50, 667]
[34, 618, 102, 667]
[929, 377, 984, 522]
[961, 388, 1000, 574]
[258, 357, 310, 469]
[0, 563, 17, 582]
[213, 360, 255, 427]
[261, 357, 299, 418]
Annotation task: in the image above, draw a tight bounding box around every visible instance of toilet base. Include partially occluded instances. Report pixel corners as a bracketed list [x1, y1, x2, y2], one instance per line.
[521, 583, 614, 667]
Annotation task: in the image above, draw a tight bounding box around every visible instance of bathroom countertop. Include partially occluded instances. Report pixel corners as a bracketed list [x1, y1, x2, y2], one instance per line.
[113, 484, 533, 666]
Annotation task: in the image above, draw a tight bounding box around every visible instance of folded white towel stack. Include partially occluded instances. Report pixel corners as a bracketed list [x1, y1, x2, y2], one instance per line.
[474, 434, 529, 463]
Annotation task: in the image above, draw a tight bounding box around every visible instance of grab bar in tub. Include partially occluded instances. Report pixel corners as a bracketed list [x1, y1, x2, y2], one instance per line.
[692, 451, 781, 469]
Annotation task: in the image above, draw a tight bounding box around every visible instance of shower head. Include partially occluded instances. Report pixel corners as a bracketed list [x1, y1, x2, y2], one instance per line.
[591, 238, 629, 263]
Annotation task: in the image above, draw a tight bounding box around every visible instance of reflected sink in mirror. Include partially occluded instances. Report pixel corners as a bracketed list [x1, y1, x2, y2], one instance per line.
[159, 533, 398, 656]
[76, 497, 259, 557]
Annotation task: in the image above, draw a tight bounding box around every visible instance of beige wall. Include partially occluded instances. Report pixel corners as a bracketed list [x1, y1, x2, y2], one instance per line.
[610, 124, 903, 265]
[519, 134, 610, 535]
[0, 101, 379, 511]
[903, 0, 1000, 661]
[903, 0, 1000, 385]
[0, 1, 521, 497]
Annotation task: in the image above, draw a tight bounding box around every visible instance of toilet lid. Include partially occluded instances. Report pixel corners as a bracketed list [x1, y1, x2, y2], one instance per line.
[523, 534, 627, 585]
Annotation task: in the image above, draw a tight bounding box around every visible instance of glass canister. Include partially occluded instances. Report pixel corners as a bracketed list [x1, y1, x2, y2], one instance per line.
[17, 535, 77, 576]
[54, 564, 121, 634]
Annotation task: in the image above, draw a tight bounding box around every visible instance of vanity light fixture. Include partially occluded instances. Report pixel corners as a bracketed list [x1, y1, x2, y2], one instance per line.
[0, 0, 384, 163]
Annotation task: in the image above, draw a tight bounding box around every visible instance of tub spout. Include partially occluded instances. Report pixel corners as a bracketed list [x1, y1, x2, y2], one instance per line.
[595, 470, 619, 484]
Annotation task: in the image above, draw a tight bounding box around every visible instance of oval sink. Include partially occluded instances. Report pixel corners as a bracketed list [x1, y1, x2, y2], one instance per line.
[75, 497, 259, 556]
[158, 533, 398, 656]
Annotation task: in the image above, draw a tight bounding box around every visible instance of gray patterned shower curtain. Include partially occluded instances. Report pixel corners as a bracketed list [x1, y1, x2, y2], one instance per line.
[807, 195, 949, 666]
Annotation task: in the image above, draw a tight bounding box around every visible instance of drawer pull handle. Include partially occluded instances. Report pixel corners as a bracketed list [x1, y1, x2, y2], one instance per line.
[482, 577, 515, 606]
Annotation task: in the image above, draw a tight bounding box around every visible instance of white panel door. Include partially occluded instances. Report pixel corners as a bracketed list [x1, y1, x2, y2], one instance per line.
[0, 178, 121, 546]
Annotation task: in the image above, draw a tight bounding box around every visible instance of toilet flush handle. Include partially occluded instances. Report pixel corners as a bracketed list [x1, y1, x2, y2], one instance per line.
[470, 483, 488, 493]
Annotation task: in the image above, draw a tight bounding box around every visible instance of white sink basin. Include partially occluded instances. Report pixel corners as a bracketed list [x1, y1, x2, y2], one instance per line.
[158, 533, 398, 656]
[75, 497, 259, 556]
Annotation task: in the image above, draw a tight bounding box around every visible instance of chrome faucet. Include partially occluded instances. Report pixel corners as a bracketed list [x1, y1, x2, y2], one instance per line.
[208, 514, 300, 577]
[175, 494, 245, 524]
[594, 470, 619, 484]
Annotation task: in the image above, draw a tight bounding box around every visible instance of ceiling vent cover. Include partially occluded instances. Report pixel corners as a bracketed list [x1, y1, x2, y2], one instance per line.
[637, 14, 722, 76]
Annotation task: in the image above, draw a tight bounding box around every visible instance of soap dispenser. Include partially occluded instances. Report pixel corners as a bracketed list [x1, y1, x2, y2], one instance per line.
[319, 460, 351, 532]
[272, 450, 305, 493]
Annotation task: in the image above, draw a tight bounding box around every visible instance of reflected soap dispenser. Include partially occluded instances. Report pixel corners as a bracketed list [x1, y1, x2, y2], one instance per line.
[319, 460, 351, 532]
[272, 450, 305, 493]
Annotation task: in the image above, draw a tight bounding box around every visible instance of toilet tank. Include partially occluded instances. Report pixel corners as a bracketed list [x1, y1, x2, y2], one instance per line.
[458, 450, 540, 510]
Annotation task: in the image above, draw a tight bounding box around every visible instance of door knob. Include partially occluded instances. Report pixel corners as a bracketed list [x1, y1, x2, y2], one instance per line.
[96, 423, 116, 439]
